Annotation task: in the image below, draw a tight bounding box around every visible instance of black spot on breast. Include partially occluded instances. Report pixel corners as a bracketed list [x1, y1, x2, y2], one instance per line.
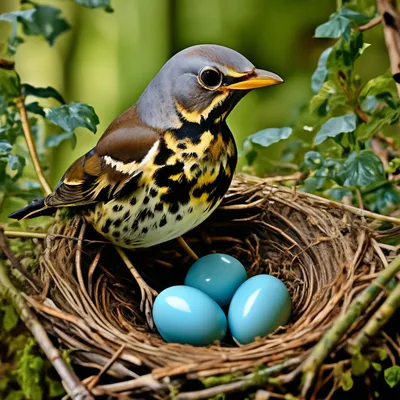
[176, 214, 183, 221]
[190, 164, 199, 172]
[154, 139, 174, 165]
[137, 208, 154, 222]
[160, 215, 167, 227]
[142, 227, 148, 234]
[112, 231, 121, 238]
[123, 226, 128, 232]
[155, 202, 164, 212]
[182, 152, 198, 159]
[383, 12, 396, 28]
[188, 207, 193, 213]
[143, 196, 150, 205]
[130, 197, 137, 206]
[150, 188, 158, 197]
[393, 73, 400, 84]
[172, 119, 208, 144]
[113, 218, 122, 228]
[112, 204, 123, 212]
[101, 219, 112, 234]
[112, 172, 142, 200]
[177, 142, 187, 150]
[169, 203, 179, 214]
[123, 210, 130, 220]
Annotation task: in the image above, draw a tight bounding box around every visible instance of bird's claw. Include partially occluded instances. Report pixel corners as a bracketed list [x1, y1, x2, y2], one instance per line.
[138, 281, 158, 329]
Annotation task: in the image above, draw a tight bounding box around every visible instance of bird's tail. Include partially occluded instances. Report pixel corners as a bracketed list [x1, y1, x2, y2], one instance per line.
[8, 198, 55, 220]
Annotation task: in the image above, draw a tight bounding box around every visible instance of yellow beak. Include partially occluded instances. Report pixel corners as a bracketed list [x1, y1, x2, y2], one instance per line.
[226, 69, 284, 90]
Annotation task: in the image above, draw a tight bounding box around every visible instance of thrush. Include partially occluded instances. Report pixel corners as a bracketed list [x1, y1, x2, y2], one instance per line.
[10, 44, 283, 321]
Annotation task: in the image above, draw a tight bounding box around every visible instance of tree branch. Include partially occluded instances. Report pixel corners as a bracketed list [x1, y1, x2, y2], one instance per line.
[358, 15, 382, 31]
[16, 95, 52, 196]
[0, 260, 93, 399]
[377, 0, 400, 97]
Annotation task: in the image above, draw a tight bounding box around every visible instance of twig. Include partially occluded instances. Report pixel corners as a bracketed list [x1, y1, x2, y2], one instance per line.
[0, 260, 92, 400]
[301, 253, 400, 397]
[358, 15, 382, 31]
[348, 281, 400, 352]
[377, 0, 400, 97]
[86, 344, 126, 390]
[0, 229, 42, 291]
[16, 95, 52, 195]
[3, 230, 47, 239]
[176, 236, 199, 260]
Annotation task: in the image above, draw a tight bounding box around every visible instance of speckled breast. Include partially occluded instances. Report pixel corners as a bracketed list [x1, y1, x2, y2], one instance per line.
[86, 129, 237, 249]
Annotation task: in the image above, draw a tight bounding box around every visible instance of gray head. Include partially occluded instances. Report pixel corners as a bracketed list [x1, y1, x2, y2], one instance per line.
[137, 44, 283, 130]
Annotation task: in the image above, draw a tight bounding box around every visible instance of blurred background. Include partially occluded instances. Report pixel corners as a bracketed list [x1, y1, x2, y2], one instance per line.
[0, 0, 389, 186]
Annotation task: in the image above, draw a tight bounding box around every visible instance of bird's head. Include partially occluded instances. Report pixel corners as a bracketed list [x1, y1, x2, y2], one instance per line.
[137, 44, 283, 131]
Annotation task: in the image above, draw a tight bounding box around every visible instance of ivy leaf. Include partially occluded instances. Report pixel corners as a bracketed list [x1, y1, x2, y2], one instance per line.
[8, 154, 26, 181]
[20, 5, 70, 46]
[25, 102, 45, 117]
[0, 64, 20, 99]
[73, 0, 114, 12]
[45, 132, 77, 148]
[351, 352, 370, 376]
[384, 366, 400, 388]
[364, 183, 400, 214]
[248, 127, 292, 147]
[23, 84, 65, 104]
[1, 304, 19, 332]
[314, 114, 357, 145]
[359, 71, 394, 100]
[356, 108, 399, 142]
[337, 150, 385, 188]
[0, 141, 13, 155]
[315, 15, 352, 41]
[304, 151, 324, 170]
[339, 8, 373, 26]
[45, 103, 99, 134]
[311, 47, 333, 94]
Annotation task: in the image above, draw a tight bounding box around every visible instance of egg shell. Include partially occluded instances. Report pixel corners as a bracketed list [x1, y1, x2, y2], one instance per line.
[228, 275, 292, 345]
[184, 254, 247, 306]
[153, 285, 227, 346]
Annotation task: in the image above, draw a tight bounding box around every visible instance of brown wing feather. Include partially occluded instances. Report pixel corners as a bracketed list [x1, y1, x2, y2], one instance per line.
[45, 105, 160, 208]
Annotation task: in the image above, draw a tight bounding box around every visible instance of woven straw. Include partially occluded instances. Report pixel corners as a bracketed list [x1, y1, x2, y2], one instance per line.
[28, 174, 399, 398]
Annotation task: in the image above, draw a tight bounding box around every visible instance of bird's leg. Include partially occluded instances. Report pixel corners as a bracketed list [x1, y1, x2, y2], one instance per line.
[176, 236, 199, 260]
[115, 246, 158, 329]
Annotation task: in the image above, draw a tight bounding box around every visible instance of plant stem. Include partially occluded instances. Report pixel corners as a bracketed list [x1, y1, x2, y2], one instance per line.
[377, 0, 400, 97]
[16, 95, 52, 196]
[301, 253, 400, 396]
[0, 260, 93, 399]
[358, 15, 382, 31]
[3, 230, 47, 239]
[336, 0, 343, 11]
[348, 281, 400, 352]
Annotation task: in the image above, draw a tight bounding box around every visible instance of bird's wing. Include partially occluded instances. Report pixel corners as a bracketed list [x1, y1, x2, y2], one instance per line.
[45, 106, 160, 207]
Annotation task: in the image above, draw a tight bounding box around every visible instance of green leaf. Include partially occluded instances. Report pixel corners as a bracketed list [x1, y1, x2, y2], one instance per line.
[314, 114, 357, 145]
[384, 366, 400, 388]
[0, 65, 20, 99]
[351, 352, 370, 376]
[311, 47, 333, 94]
[45, 132, 76, 148]
[304, 151, 324, 170]
[315, 15, 352, 41]
[25, 102, 45, 117]
[45, 377, 65, 398]
[248, 127, 292, 147]
[45, 102, 99, 134]
[23, 84, 65, 104]
[5, 391, 24, 400]
[387, 158, 400, 174]
[359, 71, 394, 100]
[341, 371, 354, 391]
[20, 5, 70, 46]
[356, 107, 399, 142]
[8, 154, 26, 181]
[364, 184, 400, 214]
[339, 9, 373, 25]
[1, 304, 19, 332]
[73, 0, 114, 12]
[372, 362, 382, 372]
[337, 150, 385, 188]
[16, 338, 44, 400]
[0, 141, 13, 155]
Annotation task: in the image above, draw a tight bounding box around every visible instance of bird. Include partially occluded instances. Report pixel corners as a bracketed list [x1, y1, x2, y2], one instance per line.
[9, 44, 283, 322]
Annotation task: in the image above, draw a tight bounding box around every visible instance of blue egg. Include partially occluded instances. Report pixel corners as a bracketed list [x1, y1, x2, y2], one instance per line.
[153, 286, 227, 346]
[228, 275, 292, 344]
[184, 254, 247, 306]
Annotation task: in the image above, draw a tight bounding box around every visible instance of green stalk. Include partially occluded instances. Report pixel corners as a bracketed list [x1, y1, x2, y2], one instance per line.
[349, 281, 400, 353]
[301, 253, 400, 396]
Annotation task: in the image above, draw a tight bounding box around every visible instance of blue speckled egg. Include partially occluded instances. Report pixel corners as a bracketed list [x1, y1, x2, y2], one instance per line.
[228, 275, 292, 344]
[153, 285, 227, 346]
[184, 254, 247, 306]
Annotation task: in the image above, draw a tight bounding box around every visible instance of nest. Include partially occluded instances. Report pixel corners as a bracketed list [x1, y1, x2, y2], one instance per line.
[27, 174, 400, 399]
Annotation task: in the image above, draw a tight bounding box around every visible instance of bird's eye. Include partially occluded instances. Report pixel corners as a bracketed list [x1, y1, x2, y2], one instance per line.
[198, 67, 223, 90]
